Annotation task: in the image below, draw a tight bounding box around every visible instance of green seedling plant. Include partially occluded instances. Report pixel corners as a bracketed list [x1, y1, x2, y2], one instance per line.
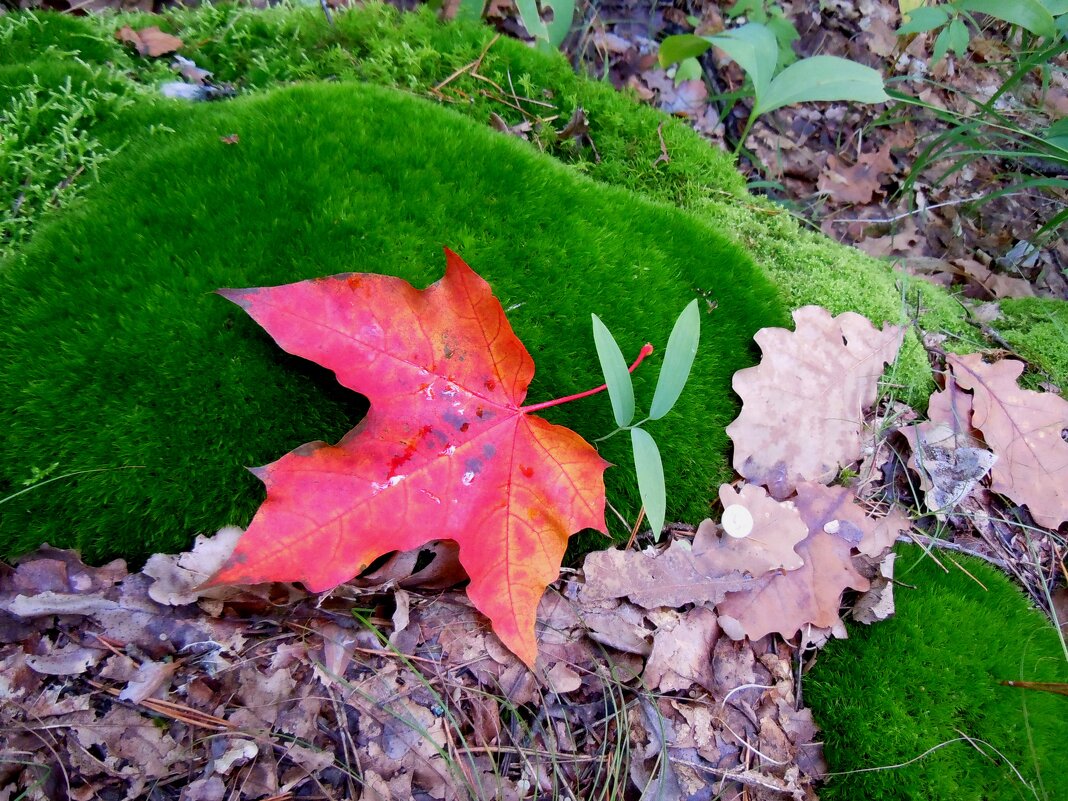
[897, 0, 1067, 63]
[591, 299, 701, 542]
[723, 0, 800, 69]
[892, 33, 1068, 241]
[455, 0, 575, 51]
[658, 22, 890, 153]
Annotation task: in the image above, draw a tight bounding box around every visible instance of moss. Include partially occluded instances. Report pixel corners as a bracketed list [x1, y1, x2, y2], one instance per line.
[0, 3, 988, 565]
[807, 544, 1068, 801]
[0, 10, 123, 66]
[995, 297, 1068, 389]
[0, 81, 787, 565]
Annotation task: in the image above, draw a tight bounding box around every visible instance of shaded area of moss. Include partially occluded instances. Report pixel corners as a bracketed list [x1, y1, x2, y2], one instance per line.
[806, 544, 1068, 801]
[996, 297, 1068, 389]
[0, 81, 786, 565]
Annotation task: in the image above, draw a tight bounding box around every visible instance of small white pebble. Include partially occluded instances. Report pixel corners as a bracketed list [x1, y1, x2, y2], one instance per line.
[824, 519, 841, 534]
[722, 505, 754, 539]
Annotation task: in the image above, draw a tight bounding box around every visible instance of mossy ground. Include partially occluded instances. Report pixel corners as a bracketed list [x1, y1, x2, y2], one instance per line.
[1, 67, 787, 565]
[806, 544, 1068, 801]
[996, 297, 1068, 389]
[0, 2, 961, 565]
[3, 7, 1066, 800]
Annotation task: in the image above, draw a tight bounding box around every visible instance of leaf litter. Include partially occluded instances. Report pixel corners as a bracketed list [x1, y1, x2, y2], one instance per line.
[0, 537, 826, 801]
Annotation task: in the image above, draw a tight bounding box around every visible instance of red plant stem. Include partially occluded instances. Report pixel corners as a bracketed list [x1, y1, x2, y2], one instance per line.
[520, 343, 654, 414]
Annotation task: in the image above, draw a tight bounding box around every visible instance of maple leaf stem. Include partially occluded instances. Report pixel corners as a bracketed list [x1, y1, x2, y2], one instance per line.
[519, 343, 655, 414]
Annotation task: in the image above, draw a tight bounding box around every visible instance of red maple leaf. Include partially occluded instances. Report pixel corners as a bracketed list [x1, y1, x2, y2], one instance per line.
[204, 249, 614, 667]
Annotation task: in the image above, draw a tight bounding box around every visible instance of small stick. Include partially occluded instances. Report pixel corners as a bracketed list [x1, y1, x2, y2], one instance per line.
[319, 0, 335, 26]
[432, 34, 501, 96]
[653, 121, 670, 167]
[624, 507, 646, 551]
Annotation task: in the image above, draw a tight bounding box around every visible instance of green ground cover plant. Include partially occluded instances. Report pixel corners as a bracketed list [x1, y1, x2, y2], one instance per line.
[2, 7, 1066, 801]
[0, 3, 967, 565]
[997, 297, 1068, 387]
[0, 4, 975, 402]
[0, 77, 786, 565]
[806, 544, 1068, 801]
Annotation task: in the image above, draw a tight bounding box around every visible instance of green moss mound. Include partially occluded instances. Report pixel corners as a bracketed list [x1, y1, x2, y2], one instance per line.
[996, 297, 1068, 389]
[0, 80, 786, 565]
[1, 4, 988, 566]
[807, 544, 1068, 801]
[1, 5, 972, 406]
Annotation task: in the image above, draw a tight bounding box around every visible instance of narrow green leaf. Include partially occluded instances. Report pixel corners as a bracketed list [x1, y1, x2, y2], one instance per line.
[649, 299, 701, 420]
[591, 314, 635, 428]
[515, 0, 551, 43]
[1045, 117, 1068, 151]
[896, 5, 951, 34]
[726, 0, 764, 21]
[543, 0, 576, 48]
[455, 0, 486, 22]
[631, 428, 666, 542]
[947, 18, 970, 54]
[959, 0, 1056, 38]
[757, 55, 889, 116]
[931, 25, 953, 64]
[706, 22, 778, 100]
[658, 34, 712, 68]
[674, 56, 704, 84]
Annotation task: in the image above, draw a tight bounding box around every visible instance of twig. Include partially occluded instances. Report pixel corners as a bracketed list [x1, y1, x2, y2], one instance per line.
[458, 745, 604, 762]
[48, 165, 85, 206]
[826, 193, 985, 224]
[88, 680, 235, 730]
[898, 532, 1010, 571]
[624, 507, 646, 551]
[652, 121, 670, 167]
[319, 0, 335, 26]
[669, 758, 806, 798]
[946, 555, 988, 591]
[431, 34, 501, 97]
[505, 68, 557, 109]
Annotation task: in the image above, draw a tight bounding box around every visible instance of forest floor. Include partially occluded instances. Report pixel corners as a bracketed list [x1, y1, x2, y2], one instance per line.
[1, 2, 1066, 800]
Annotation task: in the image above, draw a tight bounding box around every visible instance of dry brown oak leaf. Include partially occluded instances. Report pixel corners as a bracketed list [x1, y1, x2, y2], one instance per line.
[716, 530, 870, 641]
[817, 143, 896, 205]
[114, 25, 184, 57]
[715, 482, 876, 641]
[792, 481, 909, 559]
[693, 483, 807, 575]
[727, 306, 904, 499]
[580, 539, 757, 610]
[947, 353, 1068, 529]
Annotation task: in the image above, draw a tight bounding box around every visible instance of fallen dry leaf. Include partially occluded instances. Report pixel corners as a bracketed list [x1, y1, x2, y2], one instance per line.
[716, 530, 870, 642]
[580, 538, 757, 610]
[727, 306, 905, 499]
[642, 605, 719, 692]
[953, 257, 1036, 299]
[694, 483, 807, 575]
[817, 143, 896, 204]
[143, 525, 244, 607]
[792, 481, 909, 558]
[903, 423, 998, 516]
[0, 538, 826, 801]
[115, 25, 184, 57]
[853, 551, 897, 624]
[488, 111, 532, 139]
[946, 354, 1068, 529]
